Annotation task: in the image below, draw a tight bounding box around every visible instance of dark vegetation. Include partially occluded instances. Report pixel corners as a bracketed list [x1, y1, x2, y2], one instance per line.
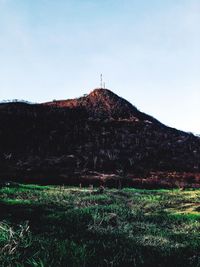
[0, 184, 199, 267]
[0, 88, 200, 186]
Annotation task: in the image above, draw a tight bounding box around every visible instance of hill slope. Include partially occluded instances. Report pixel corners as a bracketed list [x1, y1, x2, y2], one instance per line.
[0, 88, 200, 185]
[44, 88, 161, 123]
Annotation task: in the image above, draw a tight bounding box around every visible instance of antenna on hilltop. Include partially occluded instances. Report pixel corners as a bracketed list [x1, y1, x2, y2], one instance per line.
[100, 74, 103, 88]
[100, 74, 106, 89]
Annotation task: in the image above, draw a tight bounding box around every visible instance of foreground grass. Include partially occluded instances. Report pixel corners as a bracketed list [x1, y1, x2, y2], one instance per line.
[0, 184, 199, 267]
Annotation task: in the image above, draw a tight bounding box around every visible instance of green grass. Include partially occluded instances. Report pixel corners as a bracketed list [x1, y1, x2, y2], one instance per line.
[0, 184, 199, 267]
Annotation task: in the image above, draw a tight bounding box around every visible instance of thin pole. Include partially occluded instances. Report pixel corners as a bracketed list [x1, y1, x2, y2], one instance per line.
[100, 74, 103, 88]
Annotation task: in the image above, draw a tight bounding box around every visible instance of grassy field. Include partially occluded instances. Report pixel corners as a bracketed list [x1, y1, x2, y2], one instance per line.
[0, 184, 199, 267]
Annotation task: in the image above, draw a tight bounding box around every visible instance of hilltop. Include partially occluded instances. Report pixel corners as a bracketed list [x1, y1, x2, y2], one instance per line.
[44, 88, 160, 123]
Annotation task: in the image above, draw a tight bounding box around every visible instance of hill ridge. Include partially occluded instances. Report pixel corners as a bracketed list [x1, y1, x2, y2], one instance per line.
[43, 88, 162, 124]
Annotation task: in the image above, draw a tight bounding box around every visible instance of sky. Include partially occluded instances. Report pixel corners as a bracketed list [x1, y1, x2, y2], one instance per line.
[0, 0, 200, 134]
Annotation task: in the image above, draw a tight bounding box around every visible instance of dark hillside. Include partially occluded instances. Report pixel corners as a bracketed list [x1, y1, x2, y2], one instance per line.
[0, 89, 200, 186]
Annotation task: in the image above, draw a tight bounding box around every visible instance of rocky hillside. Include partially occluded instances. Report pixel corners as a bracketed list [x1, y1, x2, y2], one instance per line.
[0, 88, 200, 185]
[44, 88, 160, 123]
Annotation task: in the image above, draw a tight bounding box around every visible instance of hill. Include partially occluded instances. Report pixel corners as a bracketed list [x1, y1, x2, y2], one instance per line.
[0, 88, 200, 187]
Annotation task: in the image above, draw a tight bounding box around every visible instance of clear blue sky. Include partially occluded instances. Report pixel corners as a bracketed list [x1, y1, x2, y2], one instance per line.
[0, 0, 200, 133]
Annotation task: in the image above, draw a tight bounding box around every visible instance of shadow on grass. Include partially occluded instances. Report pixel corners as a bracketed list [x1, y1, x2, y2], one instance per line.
[0, 186, 199, 267]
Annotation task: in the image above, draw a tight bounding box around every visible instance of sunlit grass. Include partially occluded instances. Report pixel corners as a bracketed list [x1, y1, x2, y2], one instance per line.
[0, 184, 199, 266]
